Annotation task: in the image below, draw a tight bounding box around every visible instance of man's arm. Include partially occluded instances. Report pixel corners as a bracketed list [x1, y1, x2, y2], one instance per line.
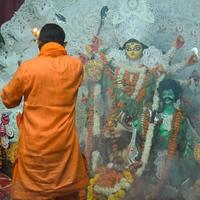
[1, 65, 25, 108]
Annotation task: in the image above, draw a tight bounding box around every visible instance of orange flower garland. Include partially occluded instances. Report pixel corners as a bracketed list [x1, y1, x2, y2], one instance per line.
[95, 167, 123, 187]
[112, 67, 121, 89]
[167, 110, 183, 160]
[104, 104, 118, 161]
[104, 104, 118, 160]
[135, 75, 149, 102]
[87, 167, 134, 199]
[122, 69, 149, 103]
[140, 109, 150, 152]
[123, 71, 139, 97]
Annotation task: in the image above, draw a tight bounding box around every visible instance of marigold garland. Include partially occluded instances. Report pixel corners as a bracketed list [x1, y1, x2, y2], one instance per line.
[123, 71, 139, 97]
[104, 67, 120, 160]
[104, 104, 119, 161]
[167, 110, 183, 160]
[87, 168, 134, 200]
[135, 75, 148, 102]
[140, 108, 150, 152]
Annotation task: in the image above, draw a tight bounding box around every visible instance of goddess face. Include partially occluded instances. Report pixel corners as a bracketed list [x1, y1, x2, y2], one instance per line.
[125, 42, 143, 60]
[161, 89, 175, 104]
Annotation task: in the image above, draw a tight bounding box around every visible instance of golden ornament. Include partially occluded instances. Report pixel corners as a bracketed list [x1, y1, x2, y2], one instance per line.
[6, 143, 18, 164]
[193, 143, 200, 163]
[85, 59, 103, 82]
[85, 45, 93, 55]
[32, 27, 40, 38]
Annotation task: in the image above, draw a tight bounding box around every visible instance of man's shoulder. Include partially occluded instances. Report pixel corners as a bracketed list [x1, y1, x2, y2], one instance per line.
[67, 55, 82, 66]
[20, 55, 83, 72]
[65, 56, 83, 74]
[20, 56, 40, 67]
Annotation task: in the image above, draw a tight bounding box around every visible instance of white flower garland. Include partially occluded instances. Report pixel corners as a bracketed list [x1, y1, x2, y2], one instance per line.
[94, 178, 131, 197]
[93, 84, 101, 136]
[136, 74, 165, 176]
[132, 68, 147, 99]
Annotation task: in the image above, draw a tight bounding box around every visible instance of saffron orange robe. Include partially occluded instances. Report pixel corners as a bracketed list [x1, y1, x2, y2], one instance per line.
[1, 42, 89, 199]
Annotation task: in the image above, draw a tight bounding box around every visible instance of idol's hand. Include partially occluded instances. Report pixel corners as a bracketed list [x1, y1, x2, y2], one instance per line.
[132, 120, 141, 131]
[129, 161, 142, 174]
[173, 35, 185, 49]
[186, 53, 198, 65]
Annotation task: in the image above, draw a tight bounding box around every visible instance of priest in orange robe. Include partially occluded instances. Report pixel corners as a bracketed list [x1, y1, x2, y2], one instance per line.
[0, 23, 89, 200]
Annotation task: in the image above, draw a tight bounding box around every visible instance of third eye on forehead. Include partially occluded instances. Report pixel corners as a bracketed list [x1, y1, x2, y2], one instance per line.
[125, 43, 142, 51]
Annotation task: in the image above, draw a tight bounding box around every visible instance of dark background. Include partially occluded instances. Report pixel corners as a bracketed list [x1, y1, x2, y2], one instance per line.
[0, 0, 24, 26]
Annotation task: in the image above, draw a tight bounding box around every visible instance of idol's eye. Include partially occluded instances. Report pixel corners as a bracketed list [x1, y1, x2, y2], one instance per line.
[134, 45, 141, 51]
[125, 44, 142, 52]
[125, 45, 132, 51]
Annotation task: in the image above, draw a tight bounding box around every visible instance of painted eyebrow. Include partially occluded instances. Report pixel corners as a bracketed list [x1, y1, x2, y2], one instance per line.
[126, 44, 141, 47]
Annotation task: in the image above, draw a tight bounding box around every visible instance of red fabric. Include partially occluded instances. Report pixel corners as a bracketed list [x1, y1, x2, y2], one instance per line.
[0, 0, 24, 26]
[0, 172, 12, 199]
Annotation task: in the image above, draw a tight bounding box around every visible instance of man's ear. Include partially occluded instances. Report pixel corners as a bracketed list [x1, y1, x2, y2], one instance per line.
[37, 40, 43, 50]
[63, 41, 67, 48]
[37, 39, 41, 46]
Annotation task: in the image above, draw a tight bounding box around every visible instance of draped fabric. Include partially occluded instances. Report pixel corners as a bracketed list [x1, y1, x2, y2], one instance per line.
[0, 0, 24, 26]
